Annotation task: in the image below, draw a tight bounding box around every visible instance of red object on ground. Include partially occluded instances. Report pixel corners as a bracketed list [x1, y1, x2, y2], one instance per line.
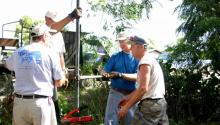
[62, 107, 93, 123]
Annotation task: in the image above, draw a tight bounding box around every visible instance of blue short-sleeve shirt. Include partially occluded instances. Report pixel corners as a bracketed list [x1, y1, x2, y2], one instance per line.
[104, 51, 139, 91]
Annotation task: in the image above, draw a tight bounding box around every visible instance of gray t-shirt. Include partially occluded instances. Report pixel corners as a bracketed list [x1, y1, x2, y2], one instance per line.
[6, 42, 64, 96]
[137, 54, 165, 99]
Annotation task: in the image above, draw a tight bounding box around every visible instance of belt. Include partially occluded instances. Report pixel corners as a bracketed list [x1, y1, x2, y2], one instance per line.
[112, 88, 133, 95]
[139, 98, 163, 104]
[15, 93, 48, 99]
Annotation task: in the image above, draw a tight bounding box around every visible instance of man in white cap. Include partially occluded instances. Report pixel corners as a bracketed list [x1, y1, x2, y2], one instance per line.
[118, 36, 169, 125]
[101, 32, 139, 125]
[45, 8, 81, 71]
[4, 23, 65, 125]
[45, 8, 81, 124]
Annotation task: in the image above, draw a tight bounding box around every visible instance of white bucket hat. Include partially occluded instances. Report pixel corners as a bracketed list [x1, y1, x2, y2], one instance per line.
[45, 10, 58, 21]
[31, 23, 57, 37]
[116, 32, 128, 41]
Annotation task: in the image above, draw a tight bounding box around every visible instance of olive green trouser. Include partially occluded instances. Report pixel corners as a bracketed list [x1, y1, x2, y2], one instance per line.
[131, 98, 169, 125]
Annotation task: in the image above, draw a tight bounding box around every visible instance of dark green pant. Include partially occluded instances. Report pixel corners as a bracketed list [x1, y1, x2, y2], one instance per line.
[131, 98, 169, 125]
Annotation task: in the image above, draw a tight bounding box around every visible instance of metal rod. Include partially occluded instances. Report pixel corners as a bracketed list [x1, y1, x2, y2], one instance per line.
[2, 20, 20, 38]
[2, 30, 17, 32]
[79, 75, 102, 80]
[20, 21, 23, 47]
[76, 0, 80, 108]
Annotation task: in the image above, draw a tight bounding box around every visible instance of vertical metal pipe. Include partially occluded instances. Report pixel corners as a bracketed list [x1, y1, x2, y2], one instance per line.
[76, 0, 80, 108]
[2, 24, 4, 38]
[20, 21, 23, 47]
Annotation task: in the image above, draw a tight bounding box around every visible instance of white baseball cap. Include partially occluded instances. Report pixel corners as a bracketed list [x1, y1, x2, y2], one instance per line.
[45, 10, 58, 21]
[116, 32, 128, 41]
[31, 23, 57, 37]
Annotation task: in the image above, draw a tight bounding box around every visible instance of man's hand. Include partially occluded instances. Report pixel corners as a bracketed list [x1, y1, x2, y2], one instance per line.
[68, 7, 82, 19]
[62, 68, 69, 88]
[63, 77, 69, 88]
[118, 98, 128, 109]
[118, 97, 129, 119]
[101, 72, 111, 79]
[118, 105, 129, 120]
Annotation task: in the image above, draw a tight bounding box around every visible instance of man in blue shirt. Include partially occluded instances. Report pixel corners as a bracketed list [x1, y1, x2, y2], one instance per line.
[101, 32, 139, 125]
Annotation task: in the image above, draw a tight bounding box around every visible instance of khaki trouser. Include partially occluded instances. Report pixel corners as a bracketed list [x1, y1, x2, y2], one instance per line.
[131, 98, 169, 125]
[13, 97, 57, 125]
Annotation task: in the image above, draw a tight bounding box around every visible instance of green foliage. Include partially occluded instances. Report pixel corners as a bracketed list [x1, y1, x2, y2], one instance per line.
[176, 0, 220, 42]
[171, 2, 220, 122]
[80, 63, 95, 75]
[58, 89, 76, 115]
[161, 42, 220, 123]
[81, 34, 112, 75]
[169, 119, 185, 125]
[79, 81, 109, 124]
[161, 36, 220, 122]
[88, 0, 153, 31]
[15, 16, 43, 45]
[89, 0, 152, 19]
[169, 118, 220, 125]
[0, 73, 14, 125]
[58, 80, 109, 125]
[82, 34, 113, 55]
[0, 95, 13, 125]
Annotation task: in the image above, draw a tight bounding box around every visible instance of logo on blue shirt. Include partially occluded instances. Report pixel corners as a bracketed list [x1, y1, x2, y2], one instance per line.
[18, 50, 42, 64]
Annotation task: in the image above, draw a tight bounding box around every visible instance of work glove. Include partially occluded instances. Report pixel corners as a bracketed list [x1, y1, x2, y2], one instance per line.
[102, 72, 123, 80]
[109, 72, 123, 79]
[68, 7, 82, 19]
[101, 72, 111, 80]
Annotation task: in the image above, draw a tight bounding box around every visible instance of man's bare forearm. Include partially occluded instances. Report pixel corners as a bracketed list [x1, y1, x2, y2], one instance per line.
[122, 73, 137, 81]
[50, 17, 74, 31]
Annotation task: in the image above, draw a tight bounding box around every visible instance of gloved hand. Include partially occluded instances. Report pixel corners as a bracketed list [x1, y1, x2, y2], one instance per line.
[109, 72, 123, 79]
[101, 72, 123, 80]
[101, 72, 111, 79]
[101, 72, 110, 81]
[68, 7, 82, 19]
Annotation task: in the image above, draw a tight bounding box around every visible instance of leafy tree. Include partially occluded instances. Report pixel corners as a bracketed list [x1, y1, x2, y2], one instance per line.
[14, 16, 43, 45]
[80, 34, 112, 75]
[176, 0, 220, 69]
[82, 34, 112, 55]
[176, 0, 220, 88]
[161, 0, 220, 123]
[88, 0, 153, 32]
